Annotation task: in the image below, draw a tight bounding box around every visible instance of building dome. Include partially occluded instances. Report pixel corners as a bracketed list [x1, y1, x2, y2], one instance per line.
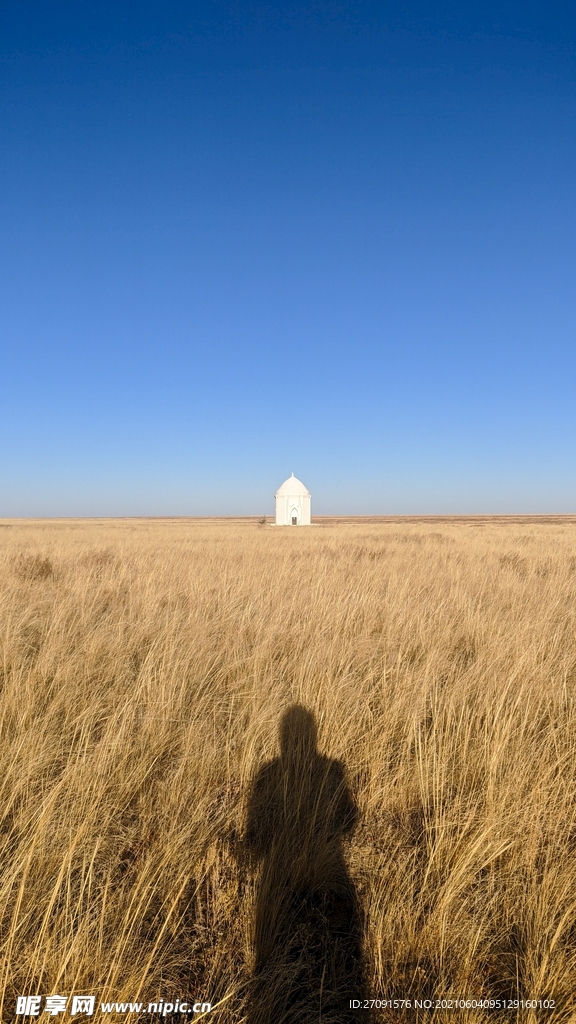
[275, 473, 311, 497]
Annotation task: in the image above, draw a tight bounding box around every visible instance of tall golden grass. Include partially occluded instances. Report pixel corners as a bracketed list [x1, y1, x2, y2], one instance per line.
[1, 518, 575, 1022]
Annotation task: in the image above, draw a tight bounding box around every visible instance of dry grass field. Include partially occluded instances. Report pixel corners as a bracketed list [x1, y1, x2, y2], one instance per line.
[1, 518, 576, 1023]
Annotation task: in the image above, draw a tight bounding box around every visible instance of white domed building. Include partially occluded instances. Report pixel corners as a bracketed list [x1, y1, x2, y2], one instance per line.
[275, 473, 311, 526]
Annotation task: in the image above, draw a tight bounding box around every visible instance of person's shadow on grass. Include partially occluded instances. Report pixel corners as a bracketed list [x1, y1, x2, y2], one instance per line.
[243, 705, 367, 1023]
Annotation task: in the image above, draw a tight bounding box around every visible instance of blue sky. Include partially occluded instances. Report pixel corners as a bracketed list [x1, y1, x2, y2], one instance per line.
[1, 1, 575, 515]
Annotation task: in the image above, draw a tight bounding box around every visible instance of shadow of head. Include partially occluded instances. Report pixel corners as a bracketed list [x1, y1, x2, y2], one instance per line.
[279, 703, 318, 761]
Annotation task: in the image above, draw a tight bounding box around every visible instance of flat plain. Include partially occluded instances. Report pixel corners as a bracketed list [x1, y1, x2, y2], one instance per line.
[1, 518, 575, 1022]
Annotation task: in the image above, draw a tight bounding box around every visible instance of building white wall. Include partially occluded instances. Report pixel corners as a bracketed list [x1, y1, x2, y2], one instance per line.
[275, 488, 311, 525]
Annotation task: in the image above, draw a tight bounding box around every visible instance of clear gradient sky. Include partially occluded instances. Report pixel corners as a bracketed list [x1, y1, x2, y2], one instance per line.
[1, 1, 575, 516]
